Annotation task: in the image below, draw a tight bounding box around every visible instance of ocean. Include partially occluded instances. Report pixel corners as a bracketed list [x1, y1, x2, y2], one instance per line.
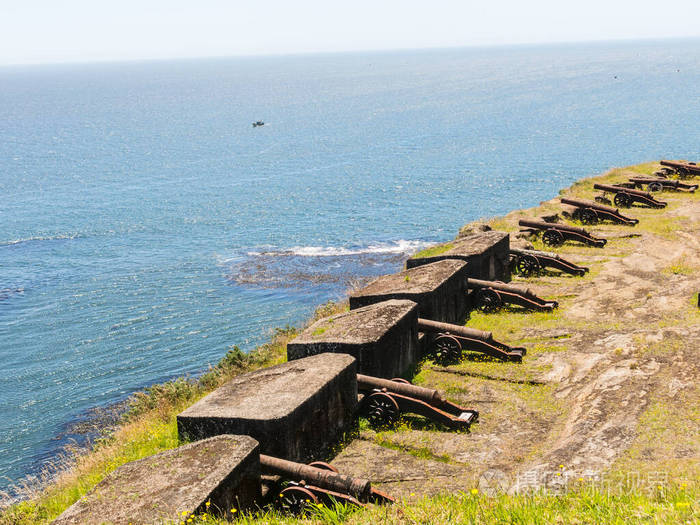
[1, 39, 699, 495]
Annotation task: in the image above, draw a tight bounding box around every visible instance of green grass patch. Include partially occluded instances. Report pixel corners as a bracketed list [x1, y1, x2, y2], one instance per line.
[662, 258, 696, 276]
[411, 242, 453, 259]
[140, 483, 699, 524]
[371, 432, 453, 464]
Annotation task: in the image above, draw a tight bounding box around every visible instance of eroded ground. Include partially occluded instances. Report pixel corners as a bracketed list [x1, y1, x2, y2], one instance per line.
[331, 163, 700, 499]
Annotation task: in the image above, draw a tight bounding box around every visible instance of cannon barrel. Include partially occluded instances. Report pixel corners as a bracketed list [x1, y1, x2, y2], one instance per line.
[660, 160, 700, 172]
[593, 183, 653, 198]
[417, 317, 492, 341]
[518, 219, 589, 235]
[628, 177, 678, 187]
[629, 177, 697, 191]
[357, 374, 444, 404]
[510, 248, 561, 260]
[560, 197, 619, 214]
[468, 278, 535, 298]
[260, 454, 371, 500]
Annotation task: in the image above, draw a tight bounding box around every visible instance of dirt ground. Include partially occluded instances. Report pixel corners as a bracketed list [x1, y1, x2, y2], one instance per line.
[330, 164, 700, 500]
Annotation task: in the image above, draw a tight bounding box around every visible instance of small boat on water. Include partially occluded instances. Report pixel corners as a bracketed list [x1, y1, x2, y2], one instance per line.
[252, 121, 265, 128]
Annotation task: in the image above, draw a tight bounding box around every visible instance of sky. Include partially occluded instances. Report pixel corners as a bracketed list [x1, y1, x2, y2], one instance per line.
[1, 0, 700, 65]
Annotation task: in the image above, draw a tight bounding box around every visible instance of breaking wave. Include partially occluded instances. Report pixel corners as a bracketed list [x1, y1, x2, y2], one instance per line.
[229, 239, 435, 290]
[247, 239, 432, 258]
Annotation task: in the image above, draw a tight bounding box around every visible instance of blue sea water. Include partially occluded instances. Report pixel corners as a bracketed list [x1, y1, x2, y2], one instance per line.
[1, 39, 699, 495]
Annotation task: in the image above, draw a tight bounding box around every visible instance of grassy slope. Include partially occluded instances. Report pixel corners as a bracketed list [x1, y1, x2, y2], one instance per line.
[2, 163, 698, 524]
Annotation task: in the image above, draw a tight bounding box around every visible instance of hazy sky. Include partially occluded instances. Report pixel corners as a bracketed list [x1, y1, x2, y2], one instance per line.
[2, 0, 700, 65]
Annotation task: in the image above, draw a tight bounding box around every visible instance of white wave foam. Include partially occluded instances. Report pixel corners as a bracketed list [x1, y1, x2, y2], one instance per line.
[247, 239, 434, 257]
[1, 234, 80, 246]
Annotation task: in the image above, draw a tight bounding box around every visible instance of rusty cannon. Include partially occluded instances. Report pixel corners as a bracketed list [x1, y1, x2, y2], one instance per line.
[467, 278, 557, 312]
[659, 160, 700, 178]
[627, 177, 698, 193]
[260, 454, 393, 514]
[593, 183, 667, 209]
[560, 197, 638, 226]
[509, 248, 588, 277]
[518, 219, 607, 248]
[356, 374, 478, 430]
[417, 317, 526, 364]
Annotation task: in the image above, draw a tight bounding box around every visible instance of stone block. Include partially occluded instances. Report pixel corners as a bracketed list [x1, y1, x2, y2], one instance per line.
[287, 299, 419, 378]
[406, 231, 510, 281]
[52, 435, 260, 525]
[177, 353, 356, 463]
[348, 260, 468, 324]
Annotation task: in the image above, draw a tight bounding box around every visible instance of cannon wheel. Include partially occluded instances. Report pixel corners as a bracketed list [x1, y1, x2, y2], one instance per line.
[542, 229, 564, 246]
[613, 192, 632, 208]
[431, 334, 463, 365]
[278, 486, 318, 515]
[476, 288, 502, 313]
[580, 208, 598, 225]
[308, 461, 338, 473]
[648, 181, 664, 193]
[515, 254, 540, 276]
[365, 392, 400, 427]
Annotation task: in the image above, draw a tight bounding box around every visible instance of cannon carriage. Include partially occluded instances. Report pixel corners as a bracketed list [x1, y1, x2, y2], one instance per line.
[468, 277, 557, 312]
[593, 183, 667, 209]
[417, 317, 525, 364]
[261, 454, 393, 514]
[626, 176, 697, 193]
[560, 197, 638, 226]
[518, 219, 607, 248]
[357, 374, 478, 430]
[659, 159, 700, 178]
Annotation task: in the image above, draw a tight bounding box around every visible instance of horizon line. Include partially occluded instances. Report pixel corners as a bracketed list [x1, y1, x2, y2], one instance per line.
[1, 35, 698, 69]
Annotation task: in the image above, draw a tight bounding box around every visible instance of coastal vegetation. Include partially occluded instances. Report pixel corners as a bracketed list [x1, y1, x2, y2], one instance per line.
[2, 161, 698, 524]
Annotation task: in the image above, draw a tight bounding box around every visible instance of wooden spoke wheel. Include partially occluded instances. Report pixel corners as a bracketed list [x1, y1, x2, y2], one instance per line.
[613, 192, 632, 208]
[515, 254, 540, 276]
[476, 288, 502, 313]
[365, 392, 400, 427]
[431, 334, 463, 365]
[307, 461, 338, 473]
[647, 181, 664, 193]
[579, 208, 598, 225]
[542, 229, 564, 246]
[278, 486, 318, 515]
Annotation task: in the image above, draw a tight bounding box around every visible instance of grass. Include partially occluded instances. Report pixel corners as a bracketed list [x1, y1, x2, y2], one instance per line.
[128, 484, 698, 524]
[411, 243, 454, 259]
[371, 431, 453, 464]
[662, 258, 697, 276]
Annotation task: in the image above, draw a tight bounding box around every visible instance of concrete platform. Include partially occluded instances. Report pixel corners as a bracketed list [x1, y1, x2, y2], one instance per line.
[177, 353, 356, 462]
[287, 299, 419, 378]
[348, 260, 468, 324]
[52, 435, 260, 525]
[406, 231, 510, 281]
